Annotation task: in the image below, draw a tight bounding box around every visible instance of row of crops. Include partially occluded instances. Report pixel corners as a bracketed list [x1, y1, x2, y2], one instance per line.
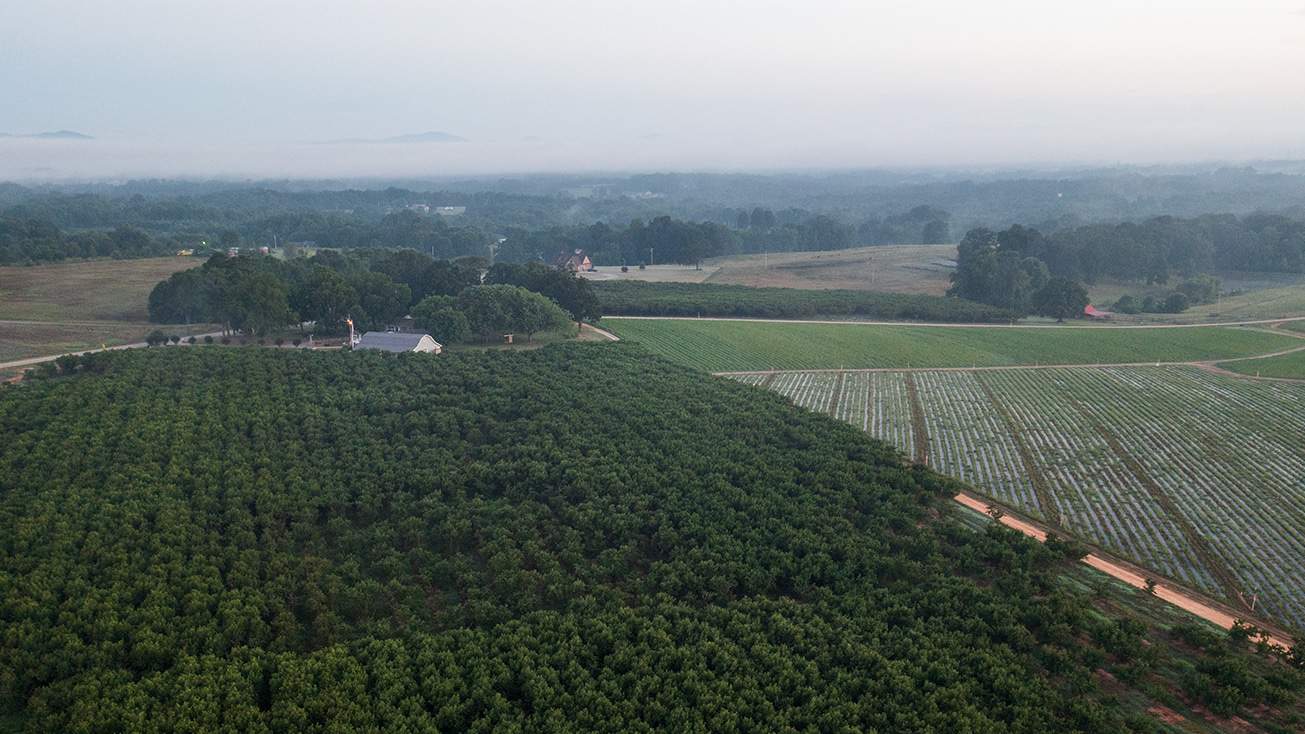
[742, 365, 1305, 630]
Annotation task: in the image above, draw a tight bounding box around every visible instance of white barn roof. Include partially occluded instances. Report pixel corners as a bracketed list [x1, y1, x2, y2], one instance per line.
[355, 331, 442, 353]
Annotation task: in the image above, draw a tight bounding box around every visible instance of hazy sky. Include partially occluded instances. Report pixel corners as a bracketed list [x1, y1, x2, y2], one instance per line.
[3, 0, 1305, 178]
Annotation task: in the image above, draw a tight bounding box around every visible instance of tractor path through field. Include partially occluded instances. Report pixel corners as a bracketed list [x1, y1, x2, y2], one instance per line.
[904, 374, 930, 465]
[952, 493, 1294, 649]
[1195, 362, 1305, 384]
[608, 314, 1305, 330]
[976, 376, 1063, 527]
[1063, 394, 1251, 609]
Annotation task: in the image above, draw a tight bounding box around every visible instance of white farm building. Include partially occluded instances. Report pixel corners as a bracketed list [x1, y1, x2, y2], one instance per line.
[354, 331, 443, 354]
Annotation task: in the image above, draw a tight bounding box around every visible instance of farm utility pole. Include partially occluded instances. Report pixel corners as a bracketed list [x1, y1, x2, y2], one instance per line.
[649, 247, 655, 266]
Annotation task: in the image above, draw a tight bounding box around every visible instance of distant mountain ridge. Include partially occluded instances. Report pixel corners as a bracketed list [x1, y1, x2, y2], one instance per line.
[0, 130, 94, 140]
[320, 131, 466, 144]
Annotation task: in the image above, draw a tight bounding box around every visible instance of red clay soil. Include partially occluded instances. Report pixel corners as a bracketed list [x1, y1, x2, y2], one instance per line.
[952, 493, 1294, 650]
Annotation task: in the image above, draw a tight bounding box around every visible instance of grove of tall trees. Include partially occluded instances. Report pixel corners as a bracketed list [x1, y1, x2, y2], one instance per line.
[2, 346, 1299, 731]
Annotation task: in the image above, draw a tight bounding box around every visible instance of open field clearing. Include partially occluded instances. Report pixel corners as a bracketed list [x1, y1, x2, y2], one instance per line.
[704, 244, 956, 294]
[1217, 348, 1305, 379]
[604, 318, 1303, 372]
[578, 263, 719, 283]
[0, 257, 200, 322]
[0, 321, 164, 363]
[1087, 273, 1305, 324]
[1155, 283, 1305, 323]
[739, 365, 1305, 630]
[578, 245, 956, 293]
[0, 257, 207, 363]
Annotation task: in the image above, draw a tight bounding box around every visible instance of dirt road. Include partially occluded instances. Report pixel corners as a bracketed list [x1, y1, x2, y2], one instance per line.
[0, 331, 225, 372]
[580, 323, 620, 341]
[953, 493, 1294, 649]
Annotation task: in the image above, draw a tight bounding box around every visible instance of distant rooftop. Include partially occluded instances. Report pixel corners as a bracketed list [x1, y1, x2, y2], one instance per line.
[354, 331, 441, 353]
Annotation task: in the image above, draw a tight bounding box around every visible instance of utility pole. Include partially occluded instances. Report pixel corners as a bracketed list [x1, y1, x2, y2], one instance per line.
[649, 247, 654, 266]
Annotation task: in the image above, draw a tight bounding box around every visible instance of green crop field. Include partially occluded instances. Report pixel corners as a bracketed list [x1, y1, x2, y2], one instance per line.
[1218, 348, 1305, 379]
[739, 365, 1305, 631]
[603, 318, 1303, 372]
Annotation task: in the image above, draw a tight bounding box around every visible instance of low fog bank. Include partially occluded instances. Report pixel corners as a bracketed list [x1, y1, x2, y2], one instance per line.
[5, 132, 1305, 184]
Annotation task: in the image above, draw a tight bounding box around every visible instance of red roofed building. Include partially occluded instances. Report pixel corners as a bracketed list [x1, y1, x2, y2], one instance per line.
[1084, 304, 1113, 320]
[553, 249, 593, 272]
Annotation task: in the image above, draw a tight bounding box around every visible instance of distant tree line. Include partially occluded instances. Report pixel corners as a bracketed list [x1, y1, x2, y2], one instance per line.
[947, 229, 1091, 318]
[13, 165, 1305, 236]
[0, 218, 176, 263]
[594, 281, 1018, 322]
[969, 214, 1305, 286]
[147, 249, 599, 341]
[948, 214, 1305, 316]
[857, 205, 951, 244]
[1112, 274, 1221, 315]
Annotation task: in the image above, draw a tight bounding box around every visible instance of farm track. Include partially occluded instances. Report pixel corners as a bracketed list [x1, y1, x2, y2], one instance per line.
[0, 330, 226, 370]
[830, 372, 846, 416]
[1063, 394, 1252, 611]
[579, 323, 620, 341]
[976, 376, 1063, 527]
[1196, 362, 1305, 384]
[953, 492, 1295, 650]
[904, 374, 929, 465]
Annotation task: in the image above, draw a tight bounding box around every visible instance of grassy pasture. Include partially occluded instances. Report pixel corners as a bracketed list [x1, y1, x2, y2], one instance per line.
[1218, 348, 1305, 379]
[0, 257, 206, 363]
[579, 245, 957, 294]
[704, 244, 957, 294]
[1088, 272, 1305, 324]
[0, 257, 201, 322]
[0, 321, 165, 363]
[603, 318, 1303, 372]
